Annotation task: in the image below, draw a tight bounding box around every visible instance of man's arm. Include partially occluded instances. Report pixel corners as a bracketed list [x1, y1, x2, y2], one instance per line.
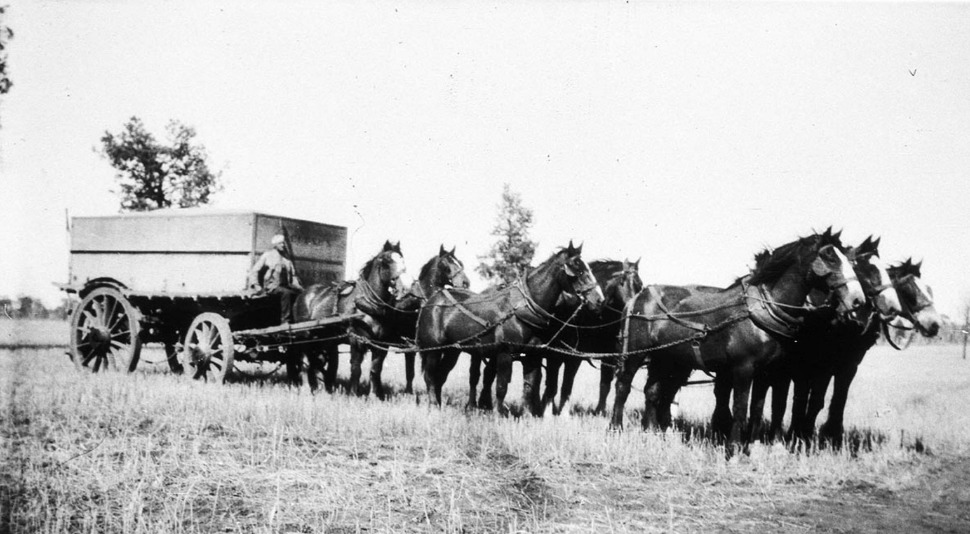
[248, 253, 268, 290]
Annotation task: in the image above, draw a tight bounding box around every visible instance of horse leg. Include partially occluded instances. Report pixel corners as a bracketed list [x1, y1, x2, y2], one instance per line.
[323, 344, 339, 394]
[595, 359, 616, 415]
[304, 350, 321, 393]
[711, 372, 733, 441]
[542, 356, 562, 416]
[642, 369, 665, 430]
[421, 350, 442, 406]
[558, 358, 582, 416]
[609, 355, 641, 430]
[369, 348, 388, 400]
[520, 353, 543, 417]
[800, 372, 832, 446]
[494, 351, 514, 417]
[729, 363, 755, 455]
[285, 352, 304, 387]
[820, 365, 858, 449]
[656, 368, 690, 429]
[432, 349, 461, 406]
[768, 372, 791, 443]
[479, 358, 496, 410]
[788, 376, 811, 443]
[749, 373, 770, 442]
[348, 340, 366, 396]
[467, 353, 482, 411]
[404, 352, 416, 394]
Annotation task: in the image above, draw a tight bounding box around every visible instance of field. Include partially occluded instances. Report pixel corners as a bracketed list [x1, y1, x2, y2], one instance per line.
[2, 319, 970, 533]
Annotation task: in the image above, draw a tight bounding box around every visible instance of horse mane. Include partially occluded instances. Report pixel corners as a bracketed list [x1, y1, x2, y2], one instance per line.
[419, 252, 462, 281]
[747, 229, 844, 286]
[589, 259, 624, 280]
[849, 235, 880, 261]
[889, 258, 922, 279]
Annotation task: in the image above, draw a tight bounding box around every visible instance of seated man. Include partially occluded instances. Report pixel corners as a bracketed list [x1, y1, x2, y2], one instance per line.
[248, 234, 303, 324]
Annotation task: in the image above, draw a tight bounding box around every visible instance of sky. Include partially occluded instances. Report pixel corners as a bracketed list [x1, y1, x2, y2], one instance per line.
[1, 1, 969, 319]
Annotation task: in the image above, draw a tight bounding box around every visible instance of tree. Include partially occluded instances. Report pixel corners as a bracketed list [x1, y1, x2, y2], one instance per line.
[99, 117, 222, 212]
[476, 183, 538, 285]
[0, 4, 12, 95]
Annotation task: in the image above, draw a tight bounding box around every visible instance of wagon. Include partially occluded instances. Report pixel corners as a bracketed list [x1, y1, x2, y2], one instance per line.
[59, 208, 359, 382]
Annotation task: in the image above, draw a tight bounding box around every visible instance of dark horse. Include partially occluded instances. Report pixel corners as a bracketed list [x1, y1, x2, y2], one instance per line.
[293, 241, 412, 395]
[527, 259, 644, 416]
[748, 236, 904, 445]
[379, 246, 470, 396]
[610, 230, 866, 450]
[416, 242, 605, 415]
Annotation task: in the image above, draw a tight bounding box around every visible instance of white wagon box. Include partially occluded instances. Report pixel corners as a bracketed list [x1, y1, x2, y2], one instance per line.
[67, 209, 347, 295]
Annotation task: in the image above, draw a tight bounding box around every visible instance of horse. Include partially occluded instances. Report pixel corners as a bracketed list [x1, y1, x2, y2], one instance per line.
[416, 242, 605, 416]
[609, 230, 866, 451]
[529, 259, 644, 416]
[469, 260, 639, 416]
[747, 236, 904, 445]
[372, 245, 470, 397]
[292, 241, 413, 395]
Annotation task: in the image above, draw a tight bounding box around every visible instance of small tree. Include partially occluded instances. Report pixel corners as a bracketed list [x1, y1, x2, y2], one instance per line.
[0, 4, 12, 95]
[476, 183, 538, 285]
[99, 117, 222, 212]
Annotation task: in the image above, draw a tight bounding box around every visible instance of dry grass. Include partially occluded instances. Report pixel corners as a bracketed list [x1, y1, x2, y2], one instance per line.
[2, 327, 970, 533]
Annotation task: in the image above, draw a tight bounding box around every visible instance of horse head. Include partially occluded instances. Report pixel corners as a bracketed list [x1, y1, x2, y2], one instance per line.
[437, 245, 470, 290]
[557, 241, 605, 311]
[608, 258, 643, 310]
[750, 228, 865, 311]
[364, 241, 413, 300]
[808, 228, 866, 311]
[889, 259, 941, 337]
[847, 236, 901, 319]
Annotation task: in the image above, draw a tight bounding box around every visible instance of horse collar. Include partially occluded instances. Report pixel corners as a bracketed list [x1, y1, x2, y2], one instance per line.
[743, 279, 803, 340]
[512, 278, 555, 330]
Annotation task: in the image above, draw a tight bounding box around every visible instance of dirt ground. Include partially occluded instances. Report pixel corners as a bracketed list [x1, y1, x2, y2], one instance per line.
[764, 455, 970, 533]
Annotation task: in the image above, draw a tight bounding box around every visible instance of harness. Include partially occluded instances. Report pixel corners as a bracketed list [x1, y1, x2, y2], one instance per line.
[742, 279, 804, 340]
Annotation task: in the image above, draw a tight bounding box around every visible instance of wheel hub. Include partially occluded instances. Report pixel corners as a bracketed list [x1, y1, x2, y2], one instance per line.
[89, 326, 112, 347]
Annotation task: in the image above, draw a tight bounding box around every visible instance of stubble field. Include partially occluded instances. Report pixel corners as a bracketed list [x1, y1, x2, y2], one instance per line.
[2, 319, 970, 533]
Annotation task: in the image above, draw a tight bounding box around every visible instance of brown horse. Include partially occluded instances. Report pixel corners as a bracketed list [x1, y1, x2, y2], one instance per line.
[416, 242, 605, 415]
[610, 230, 865, 451]
[376, 245, 470, 397]
[293, 241, 412, 395]
[530, 259, 643, 416]
[748, 236, 904, 445]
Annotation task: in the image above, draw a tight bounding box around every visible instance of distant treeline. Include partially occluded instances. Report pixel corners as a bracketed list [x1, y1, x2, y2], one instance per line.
[0, 295, 72, 320]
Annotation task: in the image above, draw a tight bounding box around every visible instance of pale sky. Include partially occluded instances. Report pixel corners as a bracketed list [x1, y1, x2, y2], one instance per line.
[2, 1, 969, 318]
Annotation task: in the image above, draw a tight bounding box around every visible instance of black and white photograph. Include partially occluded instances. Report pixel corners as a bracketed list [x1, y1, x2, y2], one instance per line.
[2, 2, 969, 532]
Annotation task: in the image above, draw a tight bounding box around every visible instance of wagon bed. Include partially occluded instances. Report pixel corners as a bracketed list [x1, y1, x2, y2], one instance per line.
[61, 208, 351, 382]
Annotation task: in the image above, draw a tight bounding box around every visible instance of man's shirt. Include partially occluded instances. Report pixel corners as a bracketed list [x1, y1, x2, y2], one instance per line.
[249, 249, 302, 292]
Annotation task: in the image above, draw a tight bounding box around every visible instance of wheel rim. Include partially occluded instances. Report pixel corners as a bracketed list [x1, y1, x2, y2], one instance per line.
[183, 315, 233, 382]
[72, 288, 140, 372]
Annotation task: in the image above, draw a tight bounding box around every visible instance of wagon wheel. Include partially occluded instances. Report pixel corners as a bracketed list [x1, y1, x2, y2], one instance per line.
[70, 287, 142, 373]
[181, 312, 234, 383]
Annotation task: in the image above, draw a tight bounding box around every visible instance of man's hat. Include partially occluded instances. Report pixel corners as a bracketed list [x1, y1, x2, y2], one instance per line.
[271, 234, 286, 246]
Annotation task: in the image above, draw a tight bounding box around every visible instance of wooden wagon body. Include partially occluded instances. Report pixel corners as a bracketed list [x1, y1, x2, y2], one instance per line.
[60, 208, 358, 381]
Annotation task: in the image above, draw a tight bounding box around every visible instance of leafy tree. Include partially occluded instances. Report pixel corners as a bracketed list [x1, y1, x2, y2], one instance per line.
[99, 117, 222, 212]
[476, 183, 538, 285]
[0, 4, 12, 95]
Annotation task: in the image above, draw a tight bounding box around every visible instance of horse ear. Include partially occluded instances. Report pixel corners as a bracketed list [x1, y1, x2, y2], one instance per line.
[575, 241, 584, 255]
[383, 240, 393, 252]
[393, 241, 402, 254]
[872, 236, 881, 251]
[439, 244, 446, 256]
[450, 246, 456, 256]
[567, 240, 576, 254]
